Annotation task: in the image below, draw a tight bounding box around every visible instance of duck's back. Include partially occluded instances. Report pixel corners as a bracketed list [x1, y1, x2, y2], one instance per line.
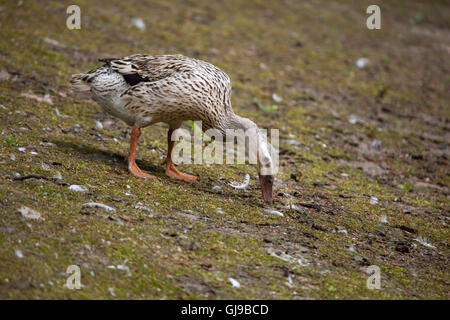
[71, 54, 233, 129]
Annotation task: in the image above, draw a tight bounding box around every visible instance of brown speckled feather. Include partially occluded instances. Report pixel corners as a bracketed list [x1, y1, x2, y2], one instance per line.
[110, 54, 196, 81]
[105, 54, 234, 130]
[72, 54, 252, 133]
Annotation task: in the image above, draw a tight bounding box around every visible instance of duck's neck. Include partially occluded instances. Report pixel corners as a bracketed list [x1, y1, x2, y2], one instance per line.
[217, 112, 258, 134]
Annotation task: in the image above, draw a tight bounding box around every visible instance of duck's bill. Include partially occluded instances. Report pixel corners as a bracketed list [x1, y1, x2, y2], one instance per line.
[259, 174, 274, 202]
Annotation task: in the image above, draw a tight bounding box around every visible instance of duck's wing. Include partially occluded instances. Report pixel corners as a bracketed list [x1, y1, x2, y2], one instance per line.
[107, 55, 198, 117]
[104, 54, 232, 124]
[101, 54, 196, 84]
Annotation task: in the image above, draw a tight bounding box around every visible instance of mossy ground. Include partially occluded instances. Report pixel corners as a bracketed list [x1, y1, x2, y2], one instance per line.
[0, 0, 448, 299]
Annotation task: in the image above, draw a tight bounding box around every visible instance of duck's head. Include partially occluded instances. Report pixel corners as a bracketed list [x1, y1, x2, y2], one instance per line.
[226, 114, 278, 203]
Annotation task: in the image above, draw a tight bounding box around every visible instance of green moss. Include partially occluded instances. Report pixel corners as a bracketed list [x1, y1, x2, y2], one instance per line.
[0, 0, 448, 299]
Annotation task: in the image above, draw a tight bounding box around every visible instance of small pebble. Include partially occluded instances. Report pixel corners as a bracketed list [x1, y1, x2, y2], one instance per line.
[228, 278, 240, 288]
[15, 248, 24, 258]
[69, 185, 88, 192]
[272, 93, 283, 103]
[95, 120, 103, 129]
[108, 287, 116, 297]
[348, 114, 359, 124]
[266, 209, 284, 217]
[356, 58, 370, 68]
[18, 206, 43, 220]
[131, 17, 146, 30]
[82, 202, 116, 212]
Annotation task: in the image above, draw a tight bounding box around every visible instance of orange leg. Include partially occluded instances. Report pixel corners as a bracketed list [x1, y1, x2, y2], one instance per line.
[128, 126, 156, 179]
[165, 128, 198, 182]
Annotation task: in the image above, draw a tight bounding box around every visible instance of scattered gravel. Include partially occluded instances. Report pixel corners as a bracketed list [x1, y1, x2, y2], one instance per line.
[69, 185, 88, 192]
[131, 17, 146, 30]
[228, 278, 241, 288]
[18, 206, 43, 220]
[82, 202, 116, 212]
[356, 57, 369, 68]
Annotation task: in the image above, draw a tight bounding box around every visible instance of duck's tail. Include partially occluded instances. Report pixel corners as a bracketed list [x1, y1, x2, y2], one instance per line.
[71, 59, 120, 96]
[70, 73, 92, 95]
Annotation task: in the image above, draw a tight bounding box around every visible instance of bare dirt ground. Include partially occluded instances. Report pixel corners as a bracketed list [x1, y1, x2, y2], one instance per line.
[0, 0, 448, 299]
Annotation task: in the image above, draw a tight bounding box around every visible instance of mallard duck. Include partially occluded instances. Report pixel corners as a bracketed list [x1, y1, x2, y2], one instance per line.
[71, 54, 275, 201]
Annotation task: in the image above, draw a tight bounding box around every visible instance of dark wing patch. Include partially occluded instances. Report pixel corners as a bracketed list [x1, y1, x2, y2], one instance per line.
[102, 54, 198, 87]
[122, 73, 148, 86]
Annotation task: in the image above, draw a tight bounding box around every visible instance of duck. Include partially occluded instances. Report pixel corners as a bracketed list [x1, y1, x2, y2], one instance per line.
[71, 54, 275, 202]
